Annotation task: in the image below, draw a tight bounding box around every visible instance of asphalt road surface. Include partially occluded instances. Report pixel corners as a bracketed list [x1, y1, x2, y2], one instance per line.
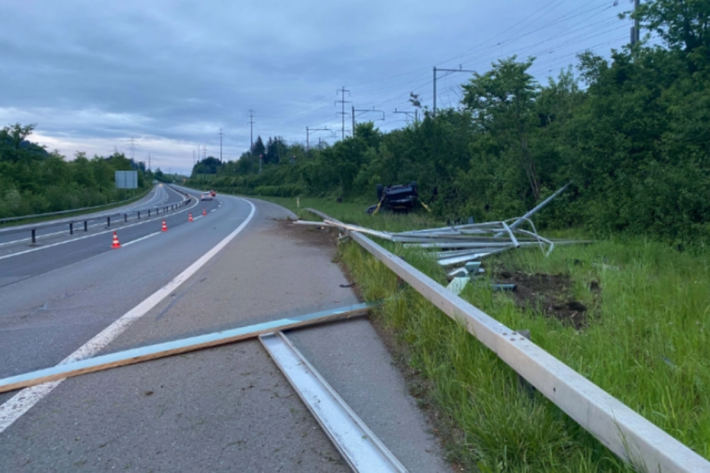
[0, 189, 449, 472]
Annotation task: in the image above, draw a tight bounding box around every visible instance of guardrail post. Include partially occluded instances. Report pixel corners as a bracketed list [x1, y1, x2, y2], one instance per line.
[84, 221, 88, 232]
[70, 222, 73, 235]
[31, 229, 36, 245]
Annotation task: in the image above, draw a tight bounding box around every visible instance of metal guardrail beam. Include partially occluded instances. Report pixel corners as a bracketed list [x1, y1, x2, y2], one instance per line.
[0, 187, 153, 225]
[0, 185, 193, 238]
[260, 331, 406, 473]
[307, 209, 710, 473]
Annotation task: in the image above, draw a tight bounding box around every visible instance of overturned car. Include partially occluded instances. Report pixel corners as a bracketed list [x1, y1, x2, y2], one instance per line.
[365, 182, 420, 214]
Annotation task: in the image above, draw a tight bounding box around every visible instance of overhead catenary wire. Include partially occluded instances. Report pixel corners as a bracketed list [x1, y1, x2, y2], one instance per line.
[240, 0, 628, 148]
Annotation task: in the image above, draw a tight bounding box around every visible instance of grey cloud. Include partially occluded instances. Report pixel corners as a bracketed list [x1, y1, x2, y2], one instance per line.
[1, 0, 629, 171]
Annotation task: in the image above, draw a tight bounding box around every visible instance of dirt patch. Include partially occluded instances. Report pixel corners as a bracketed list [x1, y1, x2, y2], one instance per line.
[494, 271, 593, 330]
[265, 218, 338, 249]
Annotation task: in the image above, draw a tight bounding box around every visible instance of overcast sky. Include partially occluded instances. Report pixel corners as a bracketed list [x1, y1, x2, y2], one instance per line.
[0, 0, 631, 174]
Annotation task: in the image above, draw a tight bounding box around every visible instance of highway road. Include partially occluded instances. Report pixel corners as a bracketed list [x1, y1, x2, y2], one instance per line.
[0, 188, 448, 472]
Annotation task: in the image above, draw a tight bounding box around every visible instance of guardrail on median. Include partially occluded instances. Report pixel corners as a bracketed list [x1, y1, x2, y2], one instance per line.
[307, 208, 710, 473]
[0, 186, 195, 244]
[0, 187, 154, 225]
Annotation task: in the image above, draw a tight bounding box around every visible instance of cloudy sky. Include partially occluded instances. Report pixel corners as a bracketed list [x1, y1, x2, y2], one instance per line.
[1, 0, 632, 174]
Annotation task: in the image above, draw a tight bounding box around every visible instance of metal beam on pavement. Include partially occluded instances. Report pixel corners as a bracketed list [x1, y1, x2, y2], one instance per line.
[0, 302, 378, 394]
[260, 332, 407, 473]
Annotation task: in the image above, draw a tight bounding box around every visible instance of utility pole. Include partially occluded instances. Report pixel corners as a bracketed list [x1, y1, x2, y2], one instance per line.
[393, 108, 418, 124]
[219, 128, 223, 163]
[352, 106, 385, 135]
[148, 153, 151, 171]
[306, 126, 331, 155]
[203, 146, 207, 160]
[335, 87, 351, 140]
[631, 0, 641, 45]
[248, 110, 255, 152]
[433, 66, 476, 117]
[128, 137, 137, 160]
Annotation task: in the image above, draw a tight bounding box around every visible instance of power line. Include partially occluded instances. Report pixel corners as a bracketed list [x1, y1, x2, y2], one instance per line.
[219, 128, 223, 163]
[335, 87, 351, 140]
[248, 110, 256, 151]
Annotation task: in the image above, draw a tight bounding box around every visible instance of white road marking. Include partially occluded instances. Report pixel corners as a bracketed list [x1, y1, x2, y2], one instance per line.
[0, 199, 200, 261]
[122, 232, 161, 247]
[211, 209, 217, 213]
[0, 198, 256, 433]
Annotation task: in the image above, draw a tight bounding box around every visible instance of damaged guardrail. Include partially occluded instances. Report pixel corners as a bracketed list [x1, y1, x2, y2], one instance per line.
[306, 208, 710, 473]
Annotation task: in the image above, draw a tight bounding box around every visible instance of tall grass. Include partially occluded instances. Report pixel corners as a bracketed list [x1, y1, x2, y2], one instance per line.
[251, 194, 710, 471]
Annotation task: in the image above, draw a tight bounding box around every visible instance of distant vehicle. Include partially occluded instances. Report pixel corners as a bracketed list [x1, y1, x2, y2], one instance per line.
[200, 192, 213, 201]
[210, 190, 216, 197]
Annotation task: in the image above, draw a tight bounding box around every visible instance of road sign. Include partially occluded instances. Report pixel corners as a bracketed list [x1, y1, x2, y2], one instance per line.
[115, 170, 138, 189]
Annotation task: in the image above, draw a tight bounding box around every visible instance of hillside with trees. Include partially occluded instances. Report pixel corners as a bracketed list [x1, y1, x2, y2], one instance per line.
[0, 124, 152, 218]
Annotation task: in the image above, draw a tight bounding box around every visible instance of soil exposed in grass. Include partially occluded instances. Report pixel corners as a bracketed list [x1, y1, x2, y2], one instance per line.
[492, 270, 599, 330]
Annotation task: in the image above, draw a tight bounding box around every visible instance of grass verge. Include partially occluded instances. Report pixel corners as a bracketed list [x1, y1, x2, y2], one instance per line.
[238, 193, 710, 471]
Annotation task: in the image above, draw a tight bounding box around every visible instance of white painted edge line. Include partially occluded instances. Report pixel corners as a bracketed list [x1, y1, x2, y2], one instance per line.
[260, 332, 407, 473]
[0, 197, 256, 433]
[0, 197, 200, 261]
[122, 232, 161, 247]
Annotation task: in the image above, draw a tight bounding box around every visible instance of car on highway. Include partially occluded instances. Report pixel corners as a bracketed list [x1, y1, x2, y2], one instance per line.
[200, 192, 213, 201]
[210, 190, 216, 197]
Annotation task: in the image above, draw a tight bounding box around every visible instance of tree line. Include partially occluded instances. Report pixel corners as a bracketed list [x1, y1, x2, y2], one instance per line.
[0, 124, 152, 219]
[188, 0, 708, 243]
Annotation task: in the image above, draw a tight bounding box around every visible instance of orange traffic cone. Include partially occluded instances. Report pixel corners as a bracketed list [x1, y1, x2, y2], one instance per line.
[188, 213, 193, 222]
[161, 219, 168, 232]
[202, 208, 207, 216]
[111, 231, 121, 249]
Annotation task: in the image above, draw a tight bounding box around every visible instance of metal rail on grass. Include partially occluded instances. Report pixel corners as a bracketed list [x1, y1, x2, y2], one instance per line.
[308, 208, 710, 473]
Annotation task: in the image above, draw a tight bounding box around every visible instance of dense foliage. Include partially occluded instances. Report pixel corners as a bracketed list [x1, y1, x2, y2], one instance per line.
[0, 124, 152, 218]
[197, 0, 708, 243]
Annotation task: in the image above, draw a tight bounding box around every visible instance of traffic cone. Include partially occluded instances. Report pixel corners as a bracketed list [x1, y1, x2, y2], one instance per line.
[188, 213, 193, 222]
[161, 219, 168, 232]
[202, 208, 207, 216]
[111, 231, 121, 249]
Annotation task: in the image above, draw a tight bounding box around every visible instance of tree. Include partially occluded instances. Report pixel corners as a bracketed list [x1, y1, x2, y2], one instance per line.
[462, 57, 542, 200]
[251, 136, 266, 157]
[631, 0, 710, 54]
[0, 123, 41, 163]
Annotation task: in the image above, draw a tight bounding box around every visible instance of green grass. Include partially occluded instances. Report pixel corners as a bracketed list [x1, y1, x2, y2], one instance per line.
[240, 194, 710, 471]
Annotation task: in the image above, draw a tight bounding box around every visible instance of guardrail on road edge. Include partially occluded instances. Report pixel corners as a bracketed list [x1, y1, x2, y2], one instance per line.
[307, 208, 710, 473]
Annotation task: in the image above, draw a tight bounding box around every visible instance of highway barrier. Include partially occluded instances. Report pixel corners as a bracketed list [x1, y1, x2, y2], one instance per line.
[307, 208, 710, 473]
[0, 185, 193, 245]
